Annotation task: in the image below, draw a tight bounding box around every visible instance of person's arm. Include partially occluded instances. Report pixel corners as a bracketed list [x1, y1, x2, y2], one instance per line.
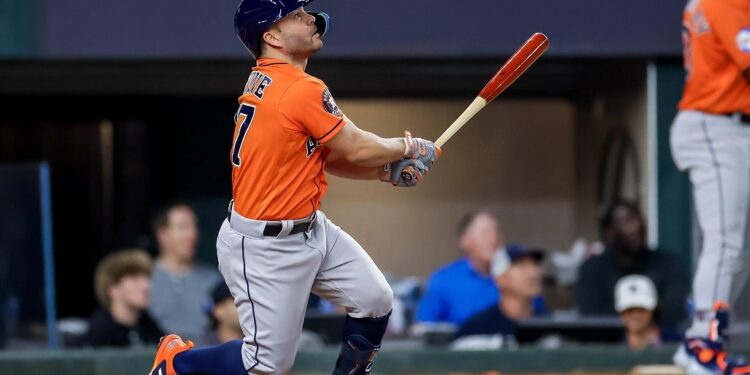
[324, 119, 405, 167]
[324, 120, 439, 184]
[280, 79, 438, 180]
[704, 2, 750, 80]
[325, 149, 384, 180]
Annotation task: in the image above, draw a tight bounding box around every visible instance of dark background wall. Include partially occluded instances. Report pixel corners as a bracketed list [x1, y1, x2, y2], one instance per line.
[5, 0, 685, 59]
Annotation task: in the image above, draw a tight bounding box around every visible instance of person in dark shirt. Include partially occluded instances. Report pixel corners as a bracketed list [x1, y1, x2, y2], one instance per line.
[85, 249, 163, 347]
[577, 201, 689, 331]
[418, 210, 545, 325]
[455, 245, 544, 340]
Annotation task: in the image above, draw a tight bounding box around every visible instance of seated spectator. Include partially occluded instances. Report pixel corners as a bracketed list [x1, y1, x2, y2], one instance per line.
[454, 246, 544, 340]
[85, 249, 163, 347]
[148, 203, 221, 345]
[417, 210, 545, 325]
[615, 275, 679, 350]
[206, 282, 243, 344]
[577, 201, 688, 330]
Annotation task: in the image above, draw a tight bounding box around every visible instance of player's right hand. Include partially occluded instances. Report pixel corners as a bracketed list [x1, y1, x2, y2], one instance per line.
[403, 130, 440, 169]
[380, 158, 428, 187]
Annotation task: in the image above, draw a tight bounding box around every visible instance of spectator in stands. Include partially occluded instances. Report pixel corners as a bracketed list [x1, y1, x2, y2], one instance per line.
[417, 210, 544, 325]
[577, 201, 688, 330]
[454, 245, 544, 340]
[615, 275, 675, 350]
[205, 282, 243, 344]
[85, 249, 163, 347]
[148, 203, 221, 345]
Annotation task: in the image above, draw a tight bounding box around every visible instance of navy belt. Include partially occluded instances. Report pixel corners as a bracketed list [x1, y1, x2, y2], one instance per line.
[721, 112, 750, 124]
[227, 200, 315, 237]
[262, 221, 313, 236]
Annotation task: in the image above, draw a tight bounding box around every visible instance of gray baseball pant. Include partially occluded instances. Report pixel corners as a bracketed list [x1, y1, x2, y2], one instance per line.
[670, 110, 750, 337]
[216, 209, 393, 374]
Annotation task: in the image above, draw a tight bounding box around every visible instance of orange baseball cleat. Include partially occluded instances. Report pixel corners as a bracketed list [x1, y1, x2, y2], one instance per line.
[148, 334, 194, 375]
[674, 302, 750, 374]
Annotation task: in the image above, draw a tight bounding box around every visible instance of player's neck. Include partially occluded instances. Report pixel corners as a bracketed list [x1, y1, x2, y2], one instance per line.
[260, 50, 308, 71]
[109, 301, 140, 328]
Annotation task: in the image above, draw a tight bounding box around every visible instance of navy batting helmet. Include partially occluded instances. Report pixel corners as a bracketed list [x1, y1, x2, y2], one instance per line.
[235, 0, 330, 58]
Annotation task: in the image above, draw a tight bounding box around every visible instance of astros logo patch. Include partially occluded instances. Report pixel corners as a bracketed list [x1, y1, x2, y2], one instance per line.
[737, 28, 750, 53]
[322, 88, 342, 117]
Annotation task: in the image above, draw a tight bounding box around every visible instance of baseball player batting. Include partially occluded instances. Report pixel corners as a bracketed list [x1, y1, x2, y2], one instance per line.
[671, 0, 750, 374]
[147, 1, 439, 375]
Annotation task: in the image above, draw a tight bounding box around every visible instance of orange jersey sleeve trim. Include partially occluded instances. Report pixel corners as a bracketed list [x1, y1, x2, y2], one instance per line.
[317, 117, 345, 143]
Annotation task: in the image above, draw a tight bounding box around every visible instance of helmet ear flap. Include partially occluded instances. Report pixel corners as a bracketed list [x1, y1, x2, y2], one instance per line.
[310, 12, 330, 37]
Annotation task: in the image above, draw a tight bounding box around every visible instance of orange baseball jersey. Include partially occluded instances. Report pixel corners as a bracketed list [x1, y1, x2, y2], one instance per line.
[230, 58, 345, 220]
[679, 0, 750, 114]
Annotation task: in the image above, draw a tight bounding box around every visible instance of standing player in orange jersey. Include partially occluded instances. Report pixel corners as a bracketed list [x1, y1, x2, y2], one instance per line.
[147, 1, 439, 375]
[670, 0, 750, 374]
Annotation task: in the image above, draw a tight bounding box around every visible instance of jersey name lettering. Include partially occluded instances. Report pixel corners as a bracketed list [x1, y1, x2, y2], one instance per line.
[243, 71, 273, 99]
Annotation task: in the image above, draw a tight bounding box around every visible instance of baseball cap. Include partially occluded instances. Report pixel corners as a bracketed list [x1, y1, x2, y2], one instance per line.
[614, 275, 657, 313]
[211, 282, 233, 305]
[204, 282, 233, 315]
[491, 244, 544, 277]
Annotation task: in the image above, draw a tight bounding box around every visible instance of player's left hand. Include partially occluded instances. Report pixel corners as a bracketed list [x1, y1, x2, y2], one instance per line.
[380, 158, 428, 187]
[403, 130, 441, 169]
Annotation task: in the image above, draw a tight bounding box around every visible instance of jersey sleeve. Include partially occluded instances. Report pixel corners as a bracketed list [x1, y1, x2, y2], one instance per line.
[707, 0, 750, 70]
[279, 78, 346, 143]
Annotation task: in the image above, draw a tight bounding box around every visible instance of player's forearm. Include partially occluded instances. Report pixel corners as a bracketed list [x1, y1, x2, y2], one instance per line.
[326, 121, 405, 167]
[325, 159, 382, 180]
[346, 131, 405, 167]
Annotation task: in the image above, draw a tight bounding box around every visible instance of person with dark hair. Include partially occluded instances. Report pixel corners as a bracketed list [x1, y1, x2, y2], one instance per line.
[85, 249, 163, 347]
[205, 283, 243, 345]
[454, 245, 545, 341]
[577, 201, 689, 331]
[417, 210, 545, 325]
[148, 203, 221, 346]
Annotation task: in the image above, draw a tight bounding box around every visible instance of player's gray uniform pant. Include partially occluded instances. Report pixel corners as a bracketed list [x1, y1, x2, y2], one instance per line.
[670, 110, 750, 337]
[216, 209, 393, 375]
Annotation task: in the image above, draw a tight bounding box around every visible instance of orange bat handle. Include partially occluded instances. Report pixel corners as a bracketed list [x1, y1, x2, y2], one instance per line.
[478, 33, 549, 103]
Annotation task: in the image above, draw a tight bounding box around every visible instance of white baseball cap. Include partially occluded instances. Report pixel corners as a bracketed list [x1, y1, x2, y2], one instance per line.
[614, 275, 657, 313]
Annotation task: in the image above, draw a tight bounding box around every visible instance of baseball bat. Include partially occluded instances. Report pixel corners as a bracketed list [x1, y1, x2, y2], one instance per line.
[399, 33, 549, 185]
[434, 32, 549, 148]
